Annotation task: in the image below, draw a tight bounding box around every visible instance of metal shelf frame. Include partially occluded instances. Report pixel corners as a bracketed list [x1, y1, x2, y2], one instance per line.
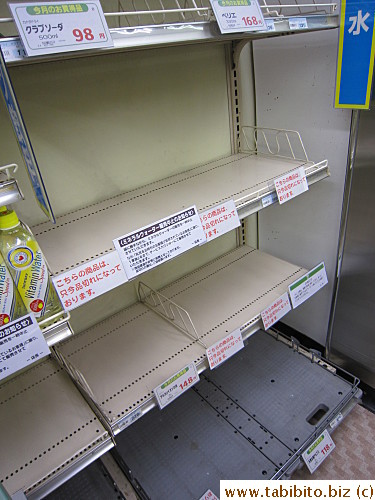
[31, 125, 329, 278]
[0, 163, 23, 206]
[56, 245, 307, 435]
[0, 0, 338, 63]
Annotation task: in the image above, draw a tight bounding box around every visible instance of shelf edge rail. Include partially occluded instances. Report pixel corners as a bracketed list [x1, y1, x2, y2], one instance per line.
[0, 163, 23, 206]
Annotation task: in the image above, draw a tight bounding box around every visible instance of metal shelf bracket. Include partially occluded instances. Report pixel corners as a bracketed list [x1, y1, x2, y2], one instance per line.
[137, 281, 207, 348]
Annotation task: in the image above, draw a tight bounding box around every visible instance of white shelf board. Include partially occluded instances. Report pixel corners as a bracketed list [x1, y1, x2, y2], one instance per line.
[33, 153, 328, 276]
[58, 246, 307, 434]
[0, 358, 112, 498]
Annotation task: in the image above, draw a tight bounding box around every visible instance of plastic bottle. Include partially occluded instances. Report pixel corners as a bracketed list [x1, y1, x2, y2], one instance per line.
[0, 206, 63, 324]
[0, 248, 28, 326]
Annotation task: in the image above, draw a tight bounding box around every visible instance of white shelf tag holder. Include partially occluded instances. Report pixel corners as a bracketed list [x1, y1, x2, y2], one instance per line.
[302, 429, 335, 473]
[154, 362, 200, 409]
[289, 262, 328, 309]
[210, 0, 266, 34]
[9, 1, 113, 57]
[199, 199, 240, 244]
[138, 281, 207, 349]
[0, 314, 50, 381]
[206, 327, 244, 370]
[114, 205, 206, 280]
[53, 251, 128, 312]
[261, 292, 291, 330]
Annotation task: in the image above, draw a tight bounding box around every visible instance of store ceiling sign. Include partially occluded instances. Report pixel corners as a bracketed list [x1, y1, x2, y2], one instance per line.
[200, 199, 240, 244]
[9, 1, 113, 57]
[113, 206, 206, 280]
[335, 0, 375, 109]
[206, 327, 244, 370]
[53, 251, 128, 311]
[261, 292, 291, 330]
[0, 48, 55, 222]
[274, 166, 308, 204]
[210, 0, 265, 34]
[0, 314, 50, 381]
[289, 262, 328, 309]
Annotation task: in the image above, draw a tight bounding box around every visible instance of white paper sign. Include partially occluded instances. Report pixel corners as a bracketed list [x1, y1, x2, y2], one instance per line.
[210, 0, 265, 34]
[274, 166, 308, 204]
[0, 314, 50, 381]
[302, 430, 335, 473]
[206, 327, 244, 370]
[114, 206, 206, 280]
[199, 490, 219, 500]
[0, 39, 27, 62]
[200, 199, 240, 243]
[261, 191, 278, 208]
[9, 1, 113, 57]
[53, 251, 128, 311]
[154, 363, 200, 409]
[289, 262, 328, 309]
[261, 292, 291, 330]
[289, 17, 308, 30]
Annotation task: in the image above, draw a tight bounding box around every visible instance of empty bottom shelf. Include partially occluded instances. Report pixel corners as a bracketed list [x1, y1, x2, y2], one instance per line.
[113, 330, 360, 499]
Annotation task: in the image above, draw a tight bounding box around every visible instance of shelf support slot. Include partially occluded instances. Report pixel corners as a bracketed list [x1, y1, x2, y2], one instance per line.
[138, 281, 207, 348]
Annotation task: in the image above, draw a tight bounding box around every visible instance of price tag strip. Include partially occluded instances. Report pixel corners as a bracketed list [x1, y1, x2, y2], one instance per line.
[9, 1, 113, 57]
[210, 0, 265, 34]
[261, 292, 291, 330]
[274, 166, 308, 204]
[114, 206, 206, 280]
[289, 262, 328, 309]
[118, 409, 143, 431]
[0, 39, 27, 63]
[261, 191, 278, 208]
[289, 17, 308, 30]
[199, 490, 219, 500]
[200, 199, 240, 244]
[302, 430, 335, 473]
[0, 314, 50, 381]
[154, 363, 200, 409]
[206, 327, 244, 370]
[53, 251, 128, 312]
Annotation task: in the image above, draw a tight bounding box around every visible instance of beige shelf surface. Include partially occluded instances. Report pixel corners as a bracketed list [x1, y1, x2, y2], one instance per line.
[58, 246, 306, 433]
[33, 153, 327, 276]
[0, 358, 111, 498]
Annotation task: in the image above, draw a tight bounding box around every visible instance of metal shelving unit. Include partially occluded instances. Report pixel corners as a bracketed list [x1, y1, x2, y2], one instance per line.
[0, 357, 113, 499]
[32, 126, 328, 277]
[0, 0, 338, 63]
[0, 164, 23, 206]
[56, 246, 307, 434]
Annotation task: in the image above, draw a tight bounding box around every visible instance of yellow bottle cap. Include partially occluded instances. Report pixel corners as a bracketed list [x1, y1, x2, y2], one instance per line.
[0, 208, 20, 229]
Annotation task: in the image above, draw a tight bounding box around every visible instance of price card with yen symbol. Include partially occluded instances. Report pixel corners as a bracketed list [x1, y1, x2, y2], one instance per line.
[210, 0, 266, 34]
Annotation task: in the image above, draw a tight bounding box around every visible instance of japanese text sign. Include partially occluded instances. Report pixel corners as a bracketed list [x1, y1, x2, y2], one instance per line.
[9, 1, 113, 57]
[261, 292, 291, 330]
[53, 251, 127, 311]
[154, 363, 199, 409]
[199, 490, 219, 500]
[289, 262, 328, 309]
[335, 0, 375, 108]
[206, 327, 244, 370]
[210, 0, 265, 34]
[0, 314, 50, 381]
[200, 199, 240, 243]
[274, 166, 308, 205]
[302, 430, 335, 473]
[288, 17, 308, 30]
[0, 48, 55, 221]
[113, 206, 206, 280]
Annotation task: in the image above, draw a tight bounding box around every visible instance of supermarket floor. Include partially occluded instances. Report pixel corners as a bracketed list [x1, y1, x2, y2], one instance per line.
[292, 403, 375, 480]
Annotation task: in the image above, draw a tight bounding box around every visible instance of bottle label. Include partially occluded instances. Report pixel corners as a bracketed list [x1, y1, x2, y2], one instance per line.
[0, 261, 25, 325]
[8, 241, 49, 318]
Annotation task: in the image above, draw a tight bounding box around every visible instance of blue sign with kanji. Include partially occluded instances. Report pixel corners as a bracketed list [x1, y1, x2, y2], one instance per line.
[335, 0, 375, 108]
